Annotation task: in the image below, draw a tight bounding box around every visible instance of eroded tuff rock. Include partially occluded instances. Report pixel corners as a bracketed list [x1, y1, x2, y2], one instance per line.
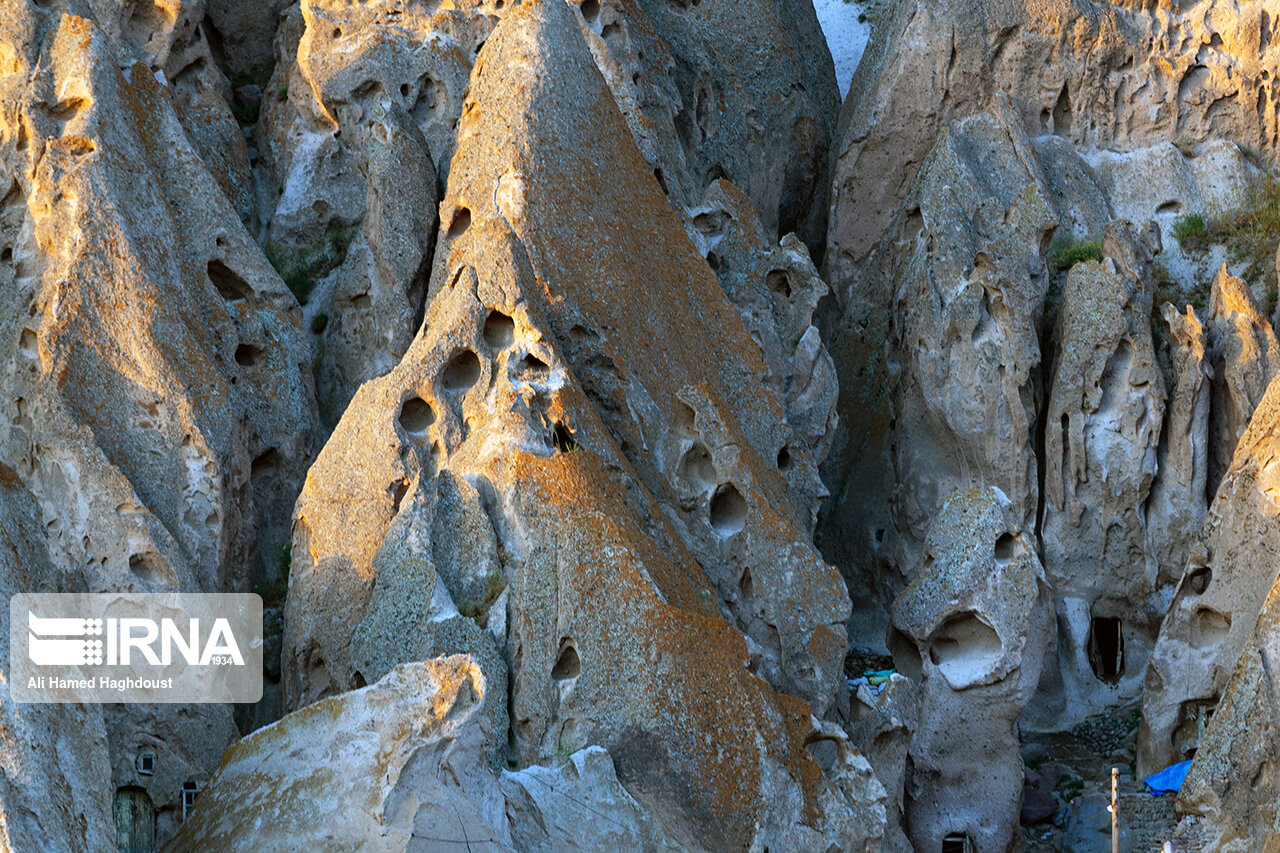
[0, 464, 114, 851]
[0, 1, 319, 836]
[171, 658, 833, 853]
[166, 658, 511, 851]
[1144, 301, 1212, 590]
[890, 487, 1053, 852]
[1177, 576, 1280, 852]
[886, 100, 1056, 578]
[500, 746, 685, 853]
[684, 178, 840, 488]
[1, 1, 319, 601]
[1139, 370, 1280, 776]
[1037, 223, 1168, 726]
[259, 0, 449, 424]
[846, 673, 919, 853]
[281, 1, 873, 848]
[574, 0, 839, 253]
[827, 0, 1280, 270]
[1085, 141, 1258, 250]
[260, 0, 839, 423]
[819, 0, 1280, 641]
[1206, 265, 1280, 492]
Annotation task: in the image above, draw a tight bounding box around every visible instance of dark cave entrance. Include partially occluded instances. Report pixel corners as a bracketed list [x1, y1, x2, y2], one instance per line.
[1087, 616, 1124, 683]
[942, 832, 973, 853]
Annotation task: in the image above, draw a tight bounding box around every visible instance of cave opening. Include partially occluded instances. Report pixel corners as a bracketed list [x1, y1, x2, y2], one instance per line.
[1087, 615, 1124, 683]
[942, 832, 972, 853]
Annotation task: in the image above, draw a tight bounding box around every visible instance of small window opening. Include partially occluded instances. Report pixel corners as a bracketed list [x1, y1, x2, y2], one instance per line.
[181, 782, 200, 822]
[942, 833, 972, 853]
[1088, 616, 1124, 683]
[136, 752, 155, 776]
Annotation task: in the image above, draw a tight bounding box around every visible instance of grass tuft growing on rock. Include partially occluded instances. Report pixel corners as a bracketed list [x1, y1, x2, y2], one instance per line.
[1171, 212, 1209, 251]
[1047, 234, 1102, 274]
[1172, 173, 1280, 286]
[264, 227, 359, 305]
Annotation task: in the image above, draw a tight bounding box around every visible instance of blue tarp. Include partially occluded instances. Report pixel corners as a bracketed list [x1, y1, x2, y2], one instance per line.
[1144, 760, 1192, 796]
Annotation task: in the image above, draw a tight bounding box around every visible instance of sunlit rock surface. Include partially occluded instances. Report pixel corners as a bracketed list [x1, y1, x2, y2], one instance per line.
[0, 0, 319, 839]
[280, 1, 875, 849]
[7, 0, 1280, 846]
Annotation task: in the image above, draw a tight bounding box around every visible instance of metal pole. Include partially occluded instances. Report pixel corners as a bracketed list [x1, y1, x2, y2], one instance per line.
[1112, 767, 1120, 853]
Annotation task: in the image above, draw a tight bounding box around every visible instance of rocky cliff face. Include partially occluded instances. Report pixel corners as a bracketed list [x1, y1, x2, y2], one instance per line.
[6, 0, 1280, 848]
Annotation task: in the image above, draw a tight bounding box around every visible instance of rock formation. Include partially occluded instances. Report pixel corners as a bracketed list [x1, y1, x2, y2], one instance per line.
[1206, 266, 1280, 491]
[7, 0, 1280, 846]
[166, 658, 511, 852]
[280, 1, 874, 849]
[890, 487, 1053, 852]
[1177, 575, 1280, 851]
[0, 0, 319, 833]
[1037, 222, 1167, 726]
[887, 100, 1056, 578]
[0, 464, 115, 851]
[1139, 371, 1280, 776]
[828, 0, 1280, 271]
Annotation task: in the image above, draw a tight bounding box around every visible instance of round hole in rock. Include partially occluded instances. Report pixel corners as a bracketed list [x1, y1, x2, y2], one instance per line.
[1190, 608, 1231, 649]
[776, 445, 792, 470]
[679, 443, 716, 491]
[207, 259, 252, 301]
[448, 207, 471, 238]
[709, 484, 747, 537]
[552, 643, 580, 680]
[928, 612, 1002, 686]
[804, 736, 839, 773]
[993, 532, 1015, 561]
[675, 401, 697, 437]
[482, 310, 514, 348]
[580, 0, 600, 22]
[234, 343, 265, 367]
[441, 350, 481, 392]
[766, 269, 792, 297]
[129, 552, 167, 586]
[399, 395, 436, 434]
[1187, 566, 1212, 595]
[517, 353, 550, 380]
[399, 82, 410, 98]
